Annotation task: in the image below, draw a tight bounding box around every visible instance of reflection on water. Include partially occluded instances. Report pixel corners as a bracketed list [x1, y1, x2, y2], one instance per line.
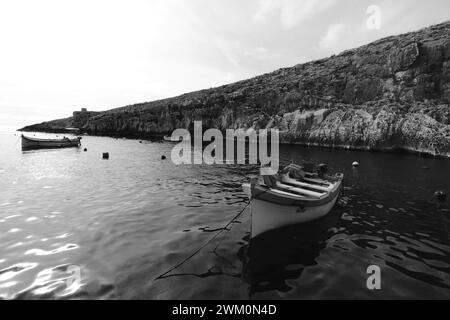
[0, 131, 449, 299]
[239, 221, 329, 297]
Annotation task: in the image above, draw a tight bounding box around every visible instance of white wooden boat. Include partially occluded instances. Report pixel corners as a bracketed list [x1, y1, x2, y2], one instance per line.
[243, 172, 343, 238]
[21, 135, 81, 150]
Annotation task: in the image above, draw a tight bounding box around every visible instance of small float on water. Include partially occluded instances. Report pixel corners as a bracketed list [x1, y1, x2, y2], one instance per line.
[242, 164, 344, 238]
[21, 134, 81, 150]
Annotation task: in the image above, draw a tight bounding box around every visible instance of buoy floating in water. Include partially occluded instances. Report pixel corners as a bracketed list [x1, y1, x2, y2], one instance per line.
[103, 152, 109, 159]
[84, 148, 87, 152]
[434, 190, 446, 202]
[352, 161, 359, 167]
[161, 155, 166, 160]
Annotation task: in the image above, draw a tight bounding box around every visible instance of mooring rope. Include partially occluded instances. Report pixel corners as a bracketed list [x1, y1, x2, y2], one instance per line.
[154, 181, 271, 281]
[154, 200, 252, 280]
[15, 134, 21, 147]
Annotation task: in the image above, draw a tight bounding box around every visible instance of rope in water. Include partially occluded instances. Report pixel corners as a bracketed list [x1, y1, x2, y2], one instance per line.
[154, 199, 252, 280]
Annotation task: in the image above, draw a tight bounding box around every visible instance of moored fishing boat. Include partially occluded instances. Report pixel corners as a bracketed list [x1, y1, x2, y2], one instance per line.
[242, 165, 343, 238]
[21, 134, 81, 150]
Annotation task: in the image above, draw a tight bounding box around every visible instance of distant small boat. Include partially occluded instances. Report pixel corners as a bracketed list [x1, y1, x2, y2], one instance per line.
[21, 135, 81, 150]
[163, 135, 190, 142]
[243, 169, 343, 238]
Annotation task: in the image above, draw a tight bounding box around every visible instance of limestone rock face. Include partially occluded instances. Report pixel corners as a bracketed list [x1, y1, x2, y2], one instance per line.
[22, 21, 450, 157]
[19, 117, 74, 133]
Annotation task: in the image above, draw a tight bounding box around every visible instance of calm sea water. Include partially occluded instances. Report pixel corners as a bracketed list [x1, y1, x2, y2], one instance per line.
[0, 131, 449, 299]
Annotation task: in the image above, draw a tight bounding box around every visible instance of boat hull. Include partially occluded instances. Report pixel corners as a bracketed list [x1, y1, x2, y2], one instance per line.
[249, 192, 339, 238]
[21, 135, 81, 150]
[243, 174, 343, 238]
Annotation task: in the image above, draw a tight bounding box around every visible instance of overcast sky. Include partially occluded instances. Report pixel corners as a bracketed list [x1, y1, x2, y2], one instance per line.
[0, 0, 449, 129]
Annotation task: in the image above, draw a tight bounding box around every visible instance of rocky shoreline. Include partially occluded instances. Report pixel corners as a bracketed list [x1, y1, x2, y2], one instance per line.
[20, 21, 450, 158]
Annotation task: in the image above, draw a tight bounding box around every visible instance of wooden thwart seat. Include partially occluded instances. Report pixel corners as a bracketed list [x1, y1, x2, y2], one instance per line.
[281, 175, 332, 192]
[275, 182, 326, 199]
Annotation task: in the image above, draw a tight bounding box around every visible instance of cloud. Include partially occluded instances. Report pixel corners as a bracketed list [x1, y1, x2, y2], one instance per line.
[243, 46, 269, 60]
[1, 0, 449, 130]
[224, 72, 237, 83]
[318, 23, 348, 54]
[253, 0, 337, 29]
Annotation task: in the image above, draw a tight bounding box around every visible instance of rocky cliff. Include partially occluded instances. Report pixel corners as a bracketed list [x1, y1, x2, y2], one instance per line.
[22, 21, 450, 157]
[20, 117, 75, 133]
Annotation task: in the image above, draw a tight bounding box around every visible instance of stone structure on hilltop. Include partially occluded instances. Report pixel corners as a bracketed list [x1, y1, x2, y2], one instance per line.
[72, 108, 100, 128]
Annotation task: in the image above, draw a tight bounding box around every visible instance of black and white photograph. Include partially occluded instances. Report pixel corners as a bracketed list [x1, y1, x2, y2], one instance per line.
[1, 0, 450, 306]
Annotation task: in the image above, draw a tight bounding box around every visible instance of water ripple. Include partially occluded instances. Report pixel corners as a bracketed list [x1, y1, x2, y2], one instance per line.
[0, 134, 449, 299]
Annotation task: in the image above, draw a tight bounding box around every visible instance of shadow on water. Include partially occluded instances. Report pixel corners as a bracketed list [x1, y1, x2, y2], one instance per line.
[238, 219, 333, 297]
